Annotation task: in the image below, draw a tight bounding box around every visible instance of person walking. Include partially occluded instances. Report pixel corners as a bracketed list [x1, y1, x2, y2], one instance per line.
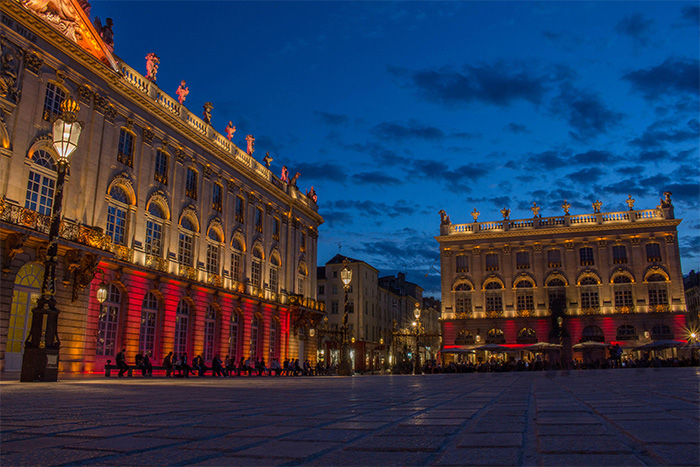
[116, 348, 128, 377]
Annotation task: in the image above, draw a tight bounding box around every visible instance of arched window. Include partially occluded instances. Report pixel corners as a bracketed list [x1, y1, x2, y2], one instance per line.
[269, 253, 281, 293]
[517, 328, 537, 344]
[579, 276, 599, 312]
[616, 325, 638, 341]
[454, 282, 472, 316]
[229, 312, 240, 363]
[178, 217, 195, 267]
[581, 325, 604, 343]
[145, 202, 165, 256]
[251, 247, 263, 289]
[25, 149, 57, 216]
[231, 237, 245, 283]
[486, 328, 505, 344]
[174, 300, 190, 356]
[455, 329, 474, 345]
[613, 275, 634, 313]
[515, 280, 534, 317]
[269, 319, 279, 361]
[484, 281, 503, 316]
[203, 306, 216, 362]
[250, 314, 261, 360]
[139, 292, 159, 357]
[96, 284, 121, 357]
[117, 128, 135, 167]
[106, 185, 129, 246]
[647, 274, 668, 310]
[42, 82, 66, 121]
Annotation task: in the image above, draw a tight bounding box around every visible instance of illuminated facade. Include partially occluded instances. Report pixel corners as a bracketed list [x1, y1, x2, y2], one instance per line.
[437, 195, 688, 362]
[0, 0, 323, 374]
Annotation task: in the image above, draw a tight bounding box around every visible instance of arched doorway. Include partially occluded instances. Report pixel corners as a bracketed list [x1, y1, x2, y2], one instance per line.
[5, 263, 44, 371]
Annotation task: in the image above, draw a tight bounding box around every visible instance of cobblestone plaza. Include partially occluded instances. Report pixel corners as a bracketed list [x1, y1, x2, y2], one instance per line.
[1, 368, 698, 466]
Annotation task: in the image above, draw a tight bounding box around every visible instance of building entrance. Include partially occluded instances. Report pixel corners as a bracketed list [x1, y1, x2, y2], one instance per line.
[5, 263, 44, 371]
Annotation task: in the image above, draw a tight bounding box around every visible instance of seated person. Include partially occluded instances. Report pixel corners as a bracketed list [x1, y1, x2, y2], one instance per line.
[212, 355, 226, 377]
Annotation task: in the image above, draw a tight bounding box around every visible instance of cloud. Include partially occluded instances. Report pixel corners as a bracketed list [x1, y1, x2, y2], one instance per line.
[370, 121, 445, 141]
[614, 13, 654, 47]
[630, 118, 699, 149]
[351, 171, 403, 186]
[623, 56, 700, 100]
[390, 61, 554, 107]
[504, 122, 530, 134]
[525, 149, 571, 169]
[551, 85, 624, 139]
[565, 167, 604, 184]
[289, 162, 348, 183]
[573, 150, 616, 165]
[320, 210, 354, 227]
[326, 199, 422, 219]
[404, 159, 490, 192]
[680, 5, 699, 25]
[315, 111, 349, 125]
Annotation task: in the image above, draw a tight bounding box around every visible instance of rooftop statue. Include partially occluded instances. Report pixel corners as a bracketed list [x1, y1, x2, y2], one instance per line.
[78, 0, 90, 15]
[225, 122, 236, 141]
[439, 210, 451, 225]
[93, 17, 114, 52]
[660, 191, 673, 207]
[145, 53, 159, 82]
[290, 172, 300, 187]
[530, 202, 540, 218]
[561, 200, 571, 215]
[203, 102, 213, 125]
[471, 208, 479, 222]
[176, 80, 189, 104]
[592, 199, 603, 213]
[500, 207, 510, 220]
[280, 165, 289, 183]
[245, 135, 255, 155]
[306, 186, 318, 203]
[626, 194, 635, 211]
[263, 151, 273, 168]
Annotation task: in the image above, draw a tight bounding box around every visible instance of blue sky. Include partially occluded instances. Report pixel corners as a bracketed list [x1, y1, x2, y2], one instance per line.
[100, 1, 699, 297]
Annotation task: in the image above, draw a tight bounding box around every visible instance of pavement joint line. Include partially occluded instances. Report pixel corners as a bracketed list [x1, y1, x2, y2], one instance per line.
[520, 378, 538, 466]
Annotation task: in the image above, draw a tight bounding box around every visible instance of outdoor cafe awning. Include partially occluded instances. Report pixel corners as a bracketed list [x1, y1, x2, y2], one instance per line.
[441, 345, 476, 354]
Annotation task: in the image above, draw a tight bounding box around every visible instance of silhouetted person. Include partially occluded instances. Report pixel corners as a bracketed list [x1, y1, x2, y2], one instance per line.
[116, 348, 128, 377]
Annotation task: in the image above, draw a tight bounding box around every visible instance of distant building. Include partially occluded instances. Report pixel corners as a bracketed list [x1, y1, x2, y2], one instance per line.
[436, 194, 688, 363]
[684, 270, 699, 329]
[0, 1, 323, 375]
[317, 255, 438, 372]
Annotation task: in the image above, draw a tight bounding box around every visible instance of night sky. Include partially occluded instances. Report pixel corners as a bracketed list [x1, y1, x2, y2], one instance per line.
[99, 1, 699, 297]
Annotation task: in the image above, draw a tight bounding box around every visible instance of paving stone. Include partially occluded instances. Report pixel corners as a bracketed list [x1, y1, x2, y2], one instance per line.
[281, 428, 365, 443]
[0, 447, 110, 466]
[1, 436, 90, 452]
[309, 450, 433, 466]
[63, 435, 179, 452]
[138, 425, 235, 440]
[378, 425, 460, 437]
[232, 439, 339, 459]
[642, 444, 700, 466]
[540, 453, 647, 465]
[345, 435, 446, 452]
[434, 447, 520, 466]
[456, 432, 523, 448]
[538, 435, 633, 453]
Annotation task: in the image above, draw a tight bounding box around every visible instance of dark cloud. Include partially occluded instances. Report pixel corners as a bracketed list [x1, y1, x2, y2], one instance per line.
[390, 61, 553, 107]
[525, 149, 571, 169]
[630, 118, 699, 149]
[405, 159, 490, 192]
[290, 162, 347, 183]
[320, 210, 354, 227]
[504, 122, 530, 134]
[617, 166, 644, 175]
[573, 150, 616, 165]
[370, 121, 445, 141]
[463, 195, 512, 210]
[680, 5, 700, 25]
[342, 142, 402, 166]
[614, 13, 654, 46]
[253, 135, 281, 157]
[623, 57, 700, 100]
[665, 183, 700, 208]
[636, 150, 672, 163]
[551, 85, 624, 139]
[315, 111, 349, 125]
[351, 172, 403, 186]
[326, 199, 420, 219]
[565, 167, 604, 184]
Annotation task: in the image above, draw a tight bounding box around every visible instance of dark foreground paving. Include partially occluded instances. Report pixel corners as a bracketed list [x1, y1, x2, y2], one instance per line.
[1, 368, 698, 466]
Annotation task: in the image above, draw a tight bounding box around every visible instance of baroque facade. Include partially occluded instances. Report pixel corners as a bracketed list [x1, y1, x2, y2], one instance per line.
[436, 195, 688, 362]
[0, 0, 323, 374]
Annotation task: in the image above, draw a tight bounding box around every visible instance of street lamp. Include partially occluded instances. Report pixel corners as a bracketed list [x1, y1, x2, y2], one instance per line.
[338, 259, 353, 376]
[413, 303, 421, 375]
[21, 98, 82, 382]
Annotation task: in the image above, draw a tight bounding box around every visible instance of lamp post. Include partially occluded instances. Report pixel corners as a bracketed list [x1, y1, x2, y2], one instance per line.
[20, 99, 82, 382]
[413, 302, 421, 375]
[338, 259, 353, 376]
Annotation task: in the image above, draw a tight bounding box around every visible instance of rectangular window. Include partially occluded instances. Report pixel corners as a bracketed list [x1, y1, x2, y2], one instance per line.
[516, 293, 534, 312]
[580, 290, 599, 309]
[138, 310, 156, 357]
[117, 129, 134, 167]
[174, 314, 188, 356]
[235, 196, 245, 223]
[185, 168, 198, 200]
[43, 82, 65, 121]
[298, 276, 304, 294]
[485, 293, 503, 312]
[648, 287, 668, 306]
[206, 244, 219, 274]
[332, 285, 338, 295]
[145, 220, 162, 255]
[178, 232, 193, 266]
[547, 249, 562, 268]
[485, 253, 499, 271]
[347, 301, 354, 313]
[255, 207, 263, 233]
[154, 150, 168, 184]
[212, 183, 222, 212]
[106, 205, 127, 245]
[25, 171, 55, 215]
[231, 251, 242, 282]
[272, 217, 280, 241]
[331, 301, 339, 314]
[614, 288, 634, 308]
[203, 320, 215, 362]
[455, 293, 471, 313]
[612, 245, 627, 264]
[269, 267, 278, 292]
[516, 251, 530, 269]
[646, 243, 661, 262]
[300, 231, 306, 253]
[579, 247, 595, 266]
[251, 260, 261, 288]
[456, 254, 468, 273]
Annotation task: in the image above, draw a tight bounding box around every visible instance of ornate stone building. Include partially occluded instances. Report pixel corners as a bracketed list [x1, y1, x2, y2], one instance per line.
[437, 195, 689, 363]
[0, 0, 323, 375]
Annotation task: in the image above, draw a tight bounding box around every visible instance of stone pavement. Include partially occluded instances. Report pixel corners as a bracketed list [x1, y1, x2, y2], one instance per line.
[1, 367, 698, 466]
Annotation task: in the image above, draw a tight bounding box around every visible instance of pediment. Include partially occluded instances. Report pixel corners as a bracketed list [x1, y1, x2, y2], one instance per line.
[21, 0, 118, 71]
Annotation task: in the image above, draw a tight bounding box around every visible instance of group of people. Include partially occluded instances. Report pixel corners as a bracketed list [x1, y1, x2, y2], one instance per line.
[114, 348, 153, 377]
[157, 353, 331, 378]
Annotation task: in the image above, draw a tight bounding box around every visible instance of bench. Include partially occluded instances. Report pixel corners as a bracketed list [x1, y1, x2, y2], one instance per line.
[104, 360, 166, 377]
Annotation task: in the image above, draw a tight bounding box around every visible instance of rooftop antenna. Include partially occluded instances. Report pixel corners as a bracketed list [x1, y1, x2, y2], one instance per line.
[337, 242, 342, 254]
